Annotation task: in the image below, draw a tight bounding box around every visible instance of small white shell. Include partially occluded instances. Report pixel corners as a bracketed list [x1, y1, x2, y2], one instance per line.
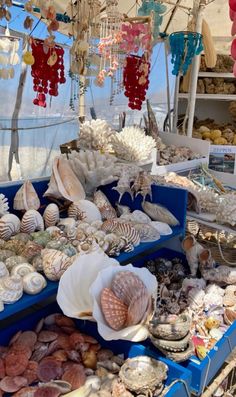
[0, 214, 21, 240]
[43, 203, 60, 228]
[0, 275, 23, 304]
[11, 263, 35, 278]
[21, 209, 44, 234]
[0, 262, 9, 278]
[23, 272, 47, 295]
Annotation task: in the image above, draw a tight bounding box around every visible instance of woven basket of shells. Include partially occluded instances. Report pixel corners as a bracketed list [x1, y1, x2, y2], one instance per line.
[186, 220, 236, 267]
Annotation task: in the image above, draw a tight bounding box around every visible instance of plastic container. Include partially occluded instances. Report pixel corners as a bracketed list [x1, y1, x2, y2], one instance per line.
[132, 248, 236, 395]
[0, 302, 192, 397]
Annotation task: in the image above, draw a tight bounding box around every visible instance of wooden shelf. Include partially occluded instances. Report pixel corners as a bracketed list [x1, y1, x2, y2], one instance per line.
[179, 93, 236, 101]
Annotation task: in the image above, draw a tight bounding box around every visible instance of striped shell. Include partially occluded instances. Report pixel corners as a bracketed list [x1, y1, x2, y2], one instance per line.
[111, 271, 146, 306]
[93, 191, 116, 220]
[142, 201, 179, 226]
[0, 275, 23, 303]
[11, 263, 34, 278]
[41, 249, 73, 281]
[126, 286, 150, 326]
[22, 272, 47, 295]
[0, 214, 21, 240]
[114, 222, 140, 247]
[100, 288, 128, 330]
[133, 223, 160, 242]
[43, 204, 60, 228]
[68, 200, 101, 223]
[13, 180, 40, 211]
[21, 210, 44, 234]
[68, 203, 86, 221]
[101, 219, 118, 233]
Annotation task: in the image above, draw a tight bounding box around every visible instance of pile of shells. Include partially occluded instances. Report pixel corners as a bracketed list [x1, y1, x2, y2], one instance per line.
[0, 313, 168, 397]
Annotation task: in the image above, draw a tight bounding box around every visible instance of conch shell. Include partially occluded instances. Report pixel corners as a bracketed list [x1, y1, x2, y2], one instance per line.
[44, 157, 86, 202]
[13, 180, 40, 211]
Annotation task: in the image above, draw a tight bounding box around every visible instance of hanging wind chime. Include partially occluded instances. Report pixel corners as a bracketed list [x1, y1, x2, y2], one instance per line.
[138, 0, 167, 41]
[169, 31, 203, 76]
[0, 28, 20, 80]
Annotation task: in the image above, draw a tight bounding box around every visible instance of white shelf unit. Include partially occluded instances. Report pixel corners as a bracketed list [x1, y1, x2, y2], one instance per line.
[179, 93, 236, 101]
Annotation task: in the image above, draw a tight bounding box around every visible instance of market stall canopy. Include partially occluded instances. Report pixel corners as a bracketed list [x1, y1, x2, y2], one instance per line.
[25, 0, 231, 54]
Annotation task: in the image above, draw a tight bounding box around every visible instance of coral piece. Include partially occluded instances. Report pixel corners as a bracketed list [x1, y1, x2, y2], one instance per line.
[13, 181, 40, 211]
[79, 119, 114, 152]
[0, 194, 9, 217]
[111, 127, 156, 162]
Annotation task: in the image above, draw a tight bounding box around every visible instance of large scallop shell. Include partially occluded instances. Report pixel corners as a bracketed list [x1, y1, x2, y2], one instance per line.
[21, 210, 44, 234]
[68, 200, 101, 223]
[22, 272, 47, 294]
[13, 180, 40, 211]
[41, 249, 73, 281]
[11, 263, 34, 278]
[44, 157, 86, 202]
[93, 190, 117, 220]
[111, 271, 147, 306]
[0, 275, 23, 303]
[142, 201, 179, 226]
[100, 287, 128, 331]
[126, 287, 150, 326]
[43, 204, 60, 228]
[0, 214, 21, 240]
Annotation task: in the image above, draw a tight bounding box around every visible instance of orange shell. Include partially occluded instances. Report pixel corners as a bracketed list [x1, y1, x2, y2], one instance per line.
[22, 361, 38, 385]
[111, 271, 146, 305]
[62, 364, 86, 390]
[5, 352, 29, 377]
[126, 286, 149, 326]
[100, 288, 128, 330]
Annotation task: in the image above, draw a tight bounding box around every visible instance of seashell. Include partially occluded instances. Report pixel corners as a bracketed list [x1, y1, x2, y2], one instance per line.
[111, 379, 133, 397]
[0, 262, 9, 278]
[187, 287, 205, 310]
[100, 288, 128, 330]
[62, 363, 86, 390]
[149, 314, 191, 340]
[58, 217, 76, 231]
[5, 255, 27, 271]
[85, 375, 101, 391]
[11, 233, 32, 243]
[32, 255, 43, 272]
[31, 231, 51, 247]
[0, 193, 9, 217]
[119, 356, 168, 394]
[11, 263, 34, 277]
[199, 249, 215, 270]
[133, 223, 160, 242]
[21, 241, 43, 262]
[44, 157, 86, 202]
[142, 201, 179, 226]
[4, 239, 25, 255]
[41, 249, 73, 281]
[0, 274, 23, 303]
[68, 200, 102, 224]
[43, 203, 60, 228]
[112, 172, 133, 202]
[21, 210, 44, 234]
[60, 244, 77, 257]
[111, 271, 147, 306]
[90, 220, 103, 229]
[0, 214, 21, 240]
[130, 210, 151, 224]
[0, 249, 15, 262]
[224, 308, 236, 325]
[131, 171, 153, 201]
[93, 190, 117, 220]
[151, 221, 172, 236]
[223, 286, 236, 307]
[22, 272, 47, 294]
[201, 266, 236, 285]
[13, 180, 40, 211]
[77, 240, 99, 255]
[126, 286, 150, 326]
[102, 220, 140, 247]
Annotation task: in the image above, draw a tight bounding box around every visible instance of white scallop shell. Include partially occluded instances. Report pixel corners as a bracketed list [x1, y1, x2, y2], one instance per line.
[0, 214, 21, 240]
[11, 263, 35, 278]
[21, 210, 44, 234]
[0, 275, 23, 304]
[13, 180, 40, 211]
[69, 200, 102, 224]
[0, 262, 9, 278]
[43, 203, 60, 228]
[23, 271, 47, 294]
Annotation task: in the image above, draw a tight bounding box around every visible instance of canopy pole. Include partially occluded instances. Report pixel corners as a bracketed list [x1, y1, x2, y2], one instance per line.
[164, 39, 172, 132]
[8, 35, 27, 181]
[186, 0, 206, 137]
[79, 75, 86, 124]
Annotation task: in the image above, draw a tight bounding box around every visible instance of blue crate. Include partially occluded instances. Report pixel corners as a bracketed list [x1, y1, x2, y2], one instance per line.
[131, 248, 236, 395]
[0, 302, 192, 397]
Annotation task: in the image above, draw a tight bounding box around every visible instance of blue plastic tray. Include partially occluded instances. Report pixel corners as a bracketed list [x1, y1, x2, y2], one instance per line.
[0, 302, 192, 397]
[132, 248, 236, 395]
[0, 180, 187, 321]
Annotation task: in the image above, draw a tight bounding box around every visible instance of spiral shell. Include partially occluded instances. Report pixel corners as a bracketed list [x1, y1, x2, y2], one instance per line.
[22, 272, 47, 295]
[100, 288, 128, 331]
[0, 214, 21, 240]
[11, 263, 35, 278]
[0, 275, 23, 303]
[43, 203, 60, 228]
[21, 210, 44, 234]
[5, 255, 27, 271]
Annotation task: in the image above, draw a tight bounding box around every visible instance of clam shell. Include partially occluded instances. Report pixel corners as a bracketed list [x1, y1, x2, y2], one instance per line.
[0, 275, 23, 303]
[0, 262, 9, 278]
[0, 214, 21, 240]
[13, 180, 40, 211]
[21, 210, 44, 234]
[126, 286, 150, 326]
[111, 271, 146, 306]
[11, 263, 34, 278]
[43, 204, 60, 228]
[41, 249, 73, 281]
[23, 272, 47, 295]
[100, 288, 128, 331]
[93, 191, 116, 220]
[142, 201, 179, 226]
[44, 157, 86, 202]
[68, 200, 102, 224]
